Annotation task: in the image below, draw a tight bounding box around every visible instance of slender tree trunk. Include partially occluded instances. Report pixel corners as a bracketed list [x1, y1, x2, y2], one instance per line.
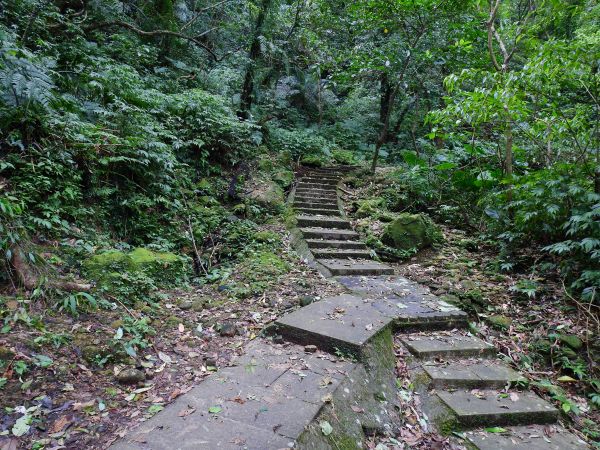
[238, 0, 272, 119]
[504, 116, 513, 202]
[371, 73, 396, 173]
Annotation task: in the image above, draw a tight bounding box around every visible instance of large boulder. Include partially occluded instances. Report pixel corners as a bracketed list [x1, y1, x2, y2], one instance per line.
[381, 213, 441, 252]
[84, 247, 189, 287]
[247, 180, 285, 210]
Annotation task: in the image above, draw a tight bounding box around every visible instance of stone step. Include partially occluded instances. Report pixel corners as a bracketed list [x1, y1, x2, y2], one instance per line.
[312, 248, 372, 259]
[275, 294, 392, 357]
[294, 201, 339, 210]
[300, 177, 339, 185]
[296, 207, 342, 216]
[295, 188, 337, 196]
[300, 227, 360, 240]
[296, 181, 338, 189]
[437, 389, 558, 428]
[401, 333, 496, 359]
[305, 239, 367, 250]
[294, 196, 338, 204]
[297, 215, 352, 230]
[317, 258, 394, 276]
[463, 424, 589, 449]
[423, 360, 522, 389]
[110, 339, 356, 449]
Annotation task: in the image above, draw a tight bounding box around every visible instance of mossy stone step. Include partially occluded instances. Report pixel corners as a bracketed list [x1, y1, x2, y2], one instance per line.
[300, 177, 340, 185]
[401, 333, 495, 359]
[297, 215, 352, 229]
[296, 207, 342, 216]
[305, 239, 367, 250]
[317, 259, 394, 276]
[423, 360, 522, 389]
[463, 424, 589, 449]
[312, 248, 372, 259]
[294, 194, 338, 201]
[275, 294, 392, 357]
[293, 198, 339, 206]
[437, 389, 558, 428]
[300, 227, 359, 240]
[295, 188, 338, 196]
[294, 202, 339, 211]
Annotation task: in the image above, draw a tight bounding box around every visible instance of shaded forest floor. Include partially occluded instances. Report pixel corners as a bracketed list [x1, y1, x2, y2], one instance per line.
[0, 223, 345, 449]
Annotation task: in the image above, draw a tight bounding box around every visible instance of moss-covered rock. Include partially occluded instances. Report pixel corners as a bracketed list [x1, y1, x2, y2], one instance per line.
[559, 334, 583, 350]
[354, 198, 385, 219]
[488, 314, 512, 329]
[247, 180, 285, 210]
[381, 213, 441, 251]
[84, 248, 189, 288]
[301, 154, 329, 167]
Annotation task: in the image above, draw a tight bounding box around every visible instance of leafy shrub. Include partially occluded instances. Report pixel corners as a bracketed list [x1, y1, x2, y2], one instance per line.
[332, 149, 358, 165]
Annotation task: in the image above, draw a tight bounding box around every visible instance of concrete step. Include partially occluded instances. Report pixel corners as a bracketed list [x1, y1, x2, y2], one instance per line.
[423, 360, 522, 389]
[294, 193, 338, 201]
[312, 248, 372, 259]
[293, 201, 339, 210]
[296, 207, 342, 216]
[437, 389, 558, 428]
[401, 332, 496, 359]
[275, 294, 392, 357]
[305, 239, 367, 250]
[317, 258, 394, 276]
[295, 188, 337, 196]
[297, 215, 352, 230]
[300, 177, 339, 185]
[300, 227, 360, 240]
[296, 183, 337, 190]
[464, 424, 589, 449]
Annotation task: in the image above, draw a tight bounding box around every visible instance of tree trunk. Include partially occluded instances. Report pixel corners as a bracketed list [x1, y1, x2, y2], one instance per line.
[238, 0, 272, 119]
[504, 117, 513, 203]
[371, 73, 395, 173]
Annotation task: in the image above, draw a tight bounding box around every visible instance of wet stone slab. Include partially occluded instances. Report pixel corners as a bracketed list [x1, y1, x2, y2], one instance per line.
[464, 424, 590, 450]
[437, 390, 558, 427]
[275, 294, 393, 356]
[318, 259, 394, 276]
[110, 340, 355, 449]
[401, 333, 496, 359]
[423, 360, 522, 389]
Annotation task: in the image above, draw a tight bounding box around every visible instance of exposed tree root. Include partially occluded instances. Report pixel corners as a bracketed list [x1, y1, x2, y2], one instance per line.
[10, 246, 92, 292]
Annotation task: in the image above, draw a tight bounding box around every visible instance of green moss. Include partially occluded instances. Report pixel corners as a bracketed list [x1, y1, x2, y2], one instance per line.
[301, 154, 328, 167]
[381, 213, 442, 252]
[84, 248, 189, 288]
[331, 149, 357, 165]
[247, 180, 285, 211]
[253, 230, 281, 244]
[488, 314, 512, 330]
[355, 198, 385, 219]
[559, 334, 583, 350]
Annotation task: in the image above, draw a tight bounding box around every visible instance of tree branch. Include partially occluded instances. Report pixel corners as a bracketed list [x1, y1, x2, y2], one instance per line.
[86, 21, 219, 61]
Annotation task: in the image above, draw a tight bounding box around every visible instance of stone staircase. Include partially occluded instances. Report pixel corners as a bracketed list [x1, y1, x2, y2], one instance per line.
[291, 167, 394, 277]
[110, 166, 589, 450]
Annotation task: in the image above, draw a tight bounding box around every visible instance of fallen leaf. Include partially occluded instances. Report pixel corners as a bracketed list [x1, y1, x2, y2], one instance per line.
[178, 406, 196, 417]
[557, 375, 577, 382]
[158, 352, 172, 364]
[208, 406, 222, 414]
[485, 427, 508, 433]
[320, 420, 333, 436]
[73, 399, 95, 411]
[178, 323, 185, 333]
[50, 415, 70, 434]
[509, 392, 519, 402]
[351, 405, 364, 413]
